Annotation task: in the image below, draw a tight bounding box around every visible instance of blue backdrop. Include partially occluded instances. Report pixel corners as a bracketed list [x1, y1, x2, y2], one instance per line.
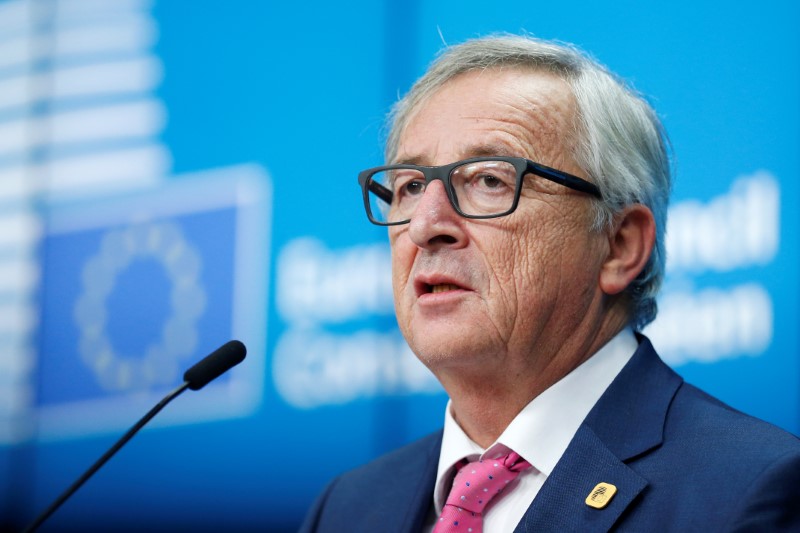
[0, 0, 797, 530]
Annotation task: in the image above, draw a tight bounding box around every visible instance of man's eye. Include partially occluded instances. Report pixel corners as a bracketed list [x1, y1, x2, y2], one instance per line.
[400, 180, 426, 196]
[477, 174, 504, 189]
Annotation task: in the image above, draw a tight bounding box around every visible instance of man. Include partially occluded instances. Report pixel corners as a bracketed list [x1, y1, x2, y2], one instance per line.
[299, 35, 800, 532]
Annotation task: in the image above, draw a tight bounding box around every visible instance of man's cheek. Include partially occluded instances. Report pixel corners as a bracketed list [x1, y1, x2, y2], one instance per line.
[390, 245, 413, 286]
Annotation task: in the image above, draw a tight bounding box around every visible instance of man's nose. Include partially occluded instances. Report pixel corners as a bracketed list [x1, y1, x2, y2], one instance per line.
[407, 180, 468, 249]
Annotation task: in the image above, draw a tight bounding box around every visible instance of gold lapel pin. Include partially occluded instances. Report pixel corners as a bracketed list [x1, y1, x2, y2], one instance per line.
[585, 482, 617, 509]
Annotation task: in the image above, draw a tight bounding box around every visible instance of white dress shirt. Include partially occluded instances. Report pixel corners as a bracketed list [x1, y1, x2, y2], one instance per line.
[426, 328, 638, 532]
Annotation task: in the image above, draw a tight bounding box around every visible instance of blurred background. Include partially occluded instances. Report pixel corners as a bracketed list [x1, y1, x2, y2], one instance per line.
[0, 0, 797, 530]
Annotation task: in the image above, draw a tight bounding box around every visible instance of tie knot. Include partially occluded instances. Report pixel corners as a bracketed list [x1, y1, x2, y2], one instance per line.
[444, 451, 531, 514]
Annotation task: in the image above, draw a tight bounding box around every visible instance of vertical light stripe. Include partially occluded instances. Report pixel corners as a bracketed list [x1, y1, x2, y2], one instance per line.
[49, 99, 167, 145]
[51, 56, 163, 99]
[45, 144, 169, 193]
[0, 210, 43, 249]
[53, 14, 157, 57]
[0, 255, 40, 294]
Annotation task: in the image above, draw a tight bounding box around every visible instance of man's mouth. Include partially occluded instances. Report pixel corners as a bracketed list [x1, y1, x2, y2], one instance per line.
[430, 283, 461, 294]
[415, 275, 470, 297]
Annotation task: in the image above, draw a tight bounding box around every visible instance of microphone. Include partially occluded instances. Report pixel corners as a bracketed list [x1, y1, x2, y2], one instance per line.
[184, 339, 246, 390]
[23, 340, 247, 533]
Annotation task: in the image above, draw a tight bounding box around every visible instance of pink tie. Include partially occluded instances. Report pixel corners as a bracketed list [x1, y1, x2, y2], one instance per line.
[433, 451, 531, 533]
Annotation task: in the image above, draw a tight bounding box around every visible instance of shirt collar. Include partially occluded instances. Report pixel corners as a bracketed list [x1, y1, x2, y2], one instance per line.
[432, 327, 638, 512]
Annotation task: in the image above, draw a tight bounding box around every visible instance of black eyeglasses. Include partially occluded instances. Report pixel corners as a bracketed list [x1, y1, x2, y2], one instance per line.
[358, 156, 602, 226]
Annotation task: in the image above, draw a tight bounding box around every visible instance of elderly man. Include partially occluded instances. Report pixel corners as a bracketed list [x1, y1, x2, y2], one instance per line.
[300, 35, 800, 532]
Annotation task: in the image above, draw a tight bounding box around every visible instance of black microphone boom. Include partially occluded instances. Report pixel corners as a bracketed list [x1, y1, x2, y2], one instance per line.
[184, 339, 247, 390]
[23, 340, 247, 533]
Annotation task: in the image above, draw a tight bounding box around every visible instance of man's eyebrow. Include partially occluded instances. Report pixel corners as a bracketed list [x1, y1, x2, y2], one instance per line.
[392, 144, 522, 166]
[393, 155, 427, 166]
[467, 144, 519, 158]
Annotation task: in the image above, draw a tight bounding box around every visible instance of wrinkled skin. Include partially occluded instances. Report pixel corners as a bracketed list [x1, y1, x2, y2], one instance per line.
[389, 68, 653, 445]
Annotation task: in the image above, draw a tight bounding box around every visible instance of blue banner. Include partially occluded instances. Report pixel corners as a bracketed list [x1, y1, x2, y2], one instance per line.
[0, 0, 796, 530]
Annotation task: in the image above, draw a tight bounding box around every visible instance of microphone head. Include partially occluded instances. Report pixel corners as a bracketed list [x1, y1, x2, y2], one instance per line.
[183, 340, 247, 390]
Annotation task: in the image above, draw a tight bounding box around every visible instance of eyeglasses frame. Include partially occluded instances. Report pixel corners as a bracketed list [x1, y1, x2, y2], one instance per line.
[357, 156, 603, 226]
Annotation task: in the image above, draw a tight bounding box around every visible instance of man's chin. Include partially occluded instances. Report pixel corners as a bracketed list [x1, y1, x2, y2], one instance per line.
[410, 339, 497, 372]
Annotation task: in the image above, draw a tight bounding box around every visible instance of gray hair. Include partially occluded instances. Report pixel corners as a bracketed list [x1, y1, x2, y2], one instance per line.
[385, 34, 671, 330]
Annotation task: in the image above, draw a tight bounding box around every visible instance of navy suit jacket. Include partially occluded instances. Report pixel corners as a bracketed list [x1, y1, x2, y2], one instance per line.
[299, 337, 800, 532]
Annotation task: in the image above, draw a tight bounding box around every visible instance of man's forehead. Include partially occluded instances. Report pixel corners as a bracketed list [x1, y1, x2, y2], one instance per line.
[394, 69, 576, 167]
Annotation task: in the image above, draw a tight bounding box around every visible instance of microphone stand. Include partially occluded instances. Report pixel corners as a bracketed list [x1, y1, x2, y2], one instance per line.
[23, 381, 190, 533]
[22, 339, 245, 532]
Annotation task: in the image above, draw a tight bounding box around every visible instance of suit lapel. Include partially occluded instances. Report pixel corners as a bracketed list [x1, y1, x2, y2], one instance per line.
[515, 425, 647, 532]
[400, 431, 442, 532]
[515, 336, 682, 532]
[332, 431, 440, 533]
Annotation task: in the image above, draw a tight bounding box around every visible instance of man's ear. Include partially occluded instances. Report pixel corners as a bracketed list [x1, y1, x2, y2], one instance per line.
[599, 204, 656, 295]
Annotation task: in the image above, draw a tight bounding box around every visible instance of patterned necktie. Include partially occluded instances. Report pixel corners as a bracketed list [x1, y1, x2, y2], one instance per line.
[433, 451, 531, 533]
